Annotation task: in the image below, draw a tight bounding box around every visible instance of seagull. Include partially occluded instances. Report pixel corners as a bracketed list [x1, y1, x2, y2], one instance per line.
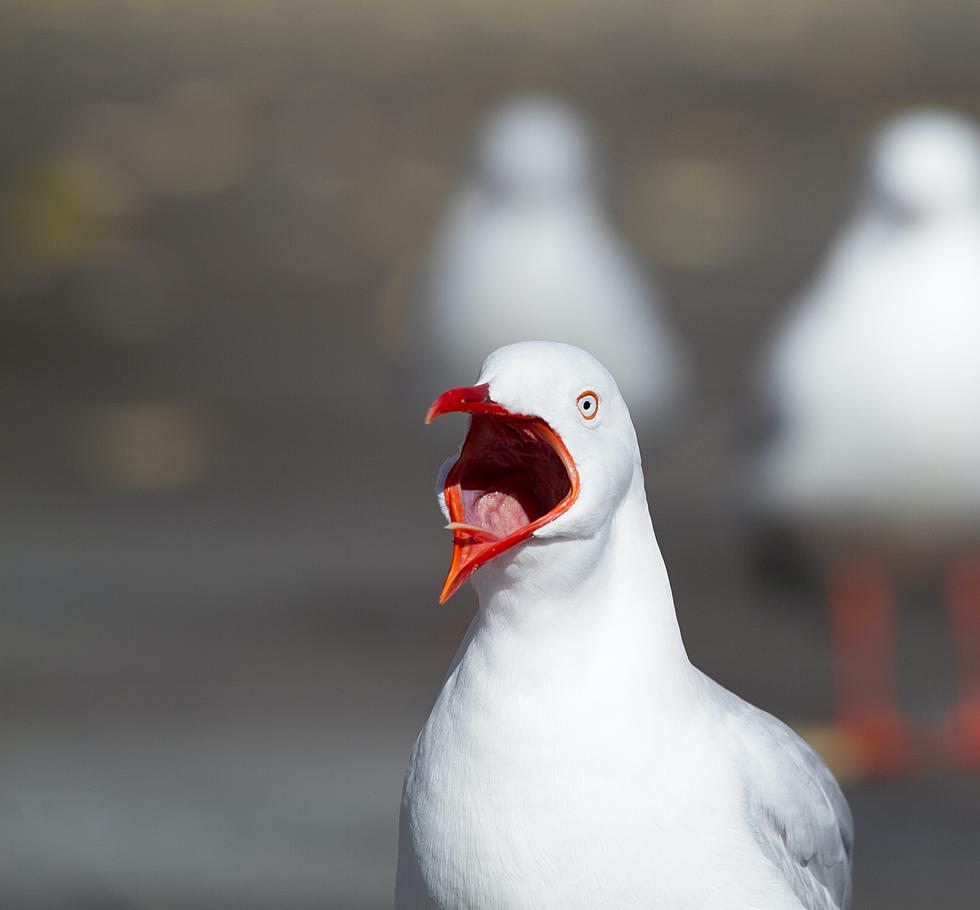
[751, 108, 980, 772]
[397, 342, 852, 910]
[416, 96, 686, 427]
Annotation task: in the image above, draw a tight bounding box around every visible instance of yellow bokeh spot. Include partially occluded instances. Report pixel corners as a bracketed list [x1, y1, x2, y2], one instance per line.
[2, 156, 128, 270]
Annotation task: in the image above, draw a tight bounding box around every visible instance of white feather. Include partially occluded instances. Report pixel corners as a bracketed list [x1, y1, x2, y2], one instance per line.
[398, 342, 851, 909]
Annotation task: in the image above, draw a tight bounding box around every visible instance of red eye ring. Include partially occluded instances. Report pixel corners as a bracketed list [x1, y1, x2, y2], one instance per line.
[576, 390, 599, 420]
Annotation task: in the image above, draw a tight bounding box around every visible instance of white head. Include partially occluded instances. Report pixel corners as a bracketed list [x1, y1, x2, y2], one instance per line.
[473, 96, 598, 201]
[425, 342, 644, 603]
[864, 108, 980, 221]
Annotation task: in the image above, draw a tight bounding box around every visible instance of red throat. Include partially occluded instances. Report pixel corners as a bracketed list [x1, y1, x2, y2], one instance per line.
[426, 385, 580, 603]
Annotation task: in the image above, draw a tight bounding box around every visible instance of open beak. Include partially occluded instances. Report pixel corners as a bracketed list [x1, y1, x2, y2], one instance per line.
[426, 384, 580, 603]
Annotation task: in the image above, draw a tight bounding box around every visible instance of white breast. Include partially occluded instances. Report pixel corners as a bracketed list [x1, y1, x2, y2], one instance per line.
[398, 631, 803, 910]
[760, 217, 980, 533]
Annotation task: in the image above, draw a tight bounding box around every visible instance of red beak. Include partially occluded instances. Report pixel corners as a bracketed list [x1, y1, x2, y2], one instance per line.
[425, 385, 580, 603]
[424, 384, 511, 425]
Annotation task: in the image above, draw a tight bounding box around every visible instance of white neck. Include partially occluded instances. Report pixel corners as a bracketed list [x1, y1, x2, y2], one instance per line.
[460, 467, 693, 700]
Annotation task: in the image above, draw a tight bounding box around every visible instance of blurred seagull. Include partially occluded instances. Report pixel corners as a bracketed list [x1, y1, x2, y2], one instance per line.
[417, 96, 686, 427]
[397, 342, 852, 910]
[752, 108, 980, 771]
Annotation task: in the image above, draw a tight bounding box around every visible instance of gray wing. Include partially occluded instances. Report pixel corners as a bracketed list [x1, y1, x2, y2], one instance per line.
[720, 689, 854, 910]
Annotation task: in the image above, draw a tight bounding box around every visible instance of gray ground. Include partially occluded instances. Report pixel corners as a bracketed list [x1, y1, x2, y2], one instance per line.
[3, 3, 980, 907]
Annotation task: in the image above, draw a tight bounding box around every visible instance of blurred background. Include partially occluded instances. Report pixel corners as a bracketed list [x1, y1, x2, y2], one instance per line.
[3, 1, 980, 907]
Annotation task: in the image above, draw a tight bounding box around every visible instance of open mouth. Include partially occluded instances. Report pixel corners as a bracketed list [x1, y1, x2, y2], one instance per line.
[426, 386, 579, 602]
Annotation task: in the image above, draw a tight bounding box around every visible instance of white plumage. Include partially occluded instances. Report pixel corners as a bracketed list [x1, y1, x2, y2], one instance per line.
[417, 97, 686, 426]
[398, 342, 852, 909]
[755, 109, 980, 540]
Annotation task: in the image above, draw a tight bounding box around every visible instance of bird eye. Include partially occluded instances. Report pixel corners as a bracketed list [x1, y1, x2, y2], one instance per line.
[576, 391, 599, 420]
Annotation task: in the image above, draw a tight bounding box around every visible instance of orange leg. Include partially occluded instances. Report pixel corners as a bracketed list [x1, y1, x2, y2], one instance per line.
[827, 558, 911, 775]
[945, 556, 980, 768]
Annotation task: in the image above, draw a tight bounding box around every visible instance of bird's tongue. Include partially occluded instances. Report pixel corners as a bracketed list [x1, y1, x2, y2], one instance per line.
[461, 488, 533, 540]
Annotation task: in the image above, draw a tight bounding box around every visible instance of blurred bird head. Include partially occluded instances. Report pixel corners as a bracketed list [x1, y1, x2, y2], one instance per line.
[473, 96, 598, 202]
[426, 342, 641, 602]
[865, 108, 980, 222]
